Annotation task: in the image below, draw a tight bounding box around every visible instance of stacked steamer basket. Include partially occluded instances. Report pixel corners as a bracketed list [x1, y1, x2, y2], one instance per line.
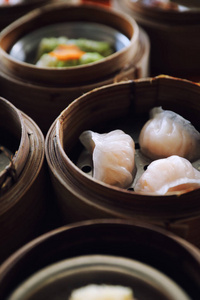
[0, 220, 200, 299]
[0, 0, 56, 32]
[0, 2, 150, 134]
[112, 0, 200, 81]
[0, 97, 48, 263]
[45, 75, 200, 248]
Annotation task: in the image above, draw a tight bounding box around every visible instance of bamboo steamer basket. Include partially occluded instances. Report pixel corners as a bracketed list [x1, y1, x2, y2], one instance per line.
[112, 0, 200, 81]
[0, 96, 48, 264]
[0, 0, 57, 32]
[0, 2, 150, 134]
[1, 220, 200, 299]
[0, 96, 29, 194]
[45, 75, 200, 248]
[6, 257, 191, 300]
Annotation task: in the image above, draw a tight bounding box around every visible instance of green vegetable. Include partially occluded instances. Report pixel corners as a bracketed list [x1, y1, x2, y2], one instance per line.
[37, 37, 69, 59]
[36, 36, 114, 68]
[80, 52, 104, 64]
[68, 38, 114, 57]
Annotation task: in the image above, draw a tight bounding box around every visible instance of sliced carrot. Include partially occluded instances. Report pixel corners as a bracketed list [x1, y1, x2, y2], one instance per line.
[49, 44, 85, 61]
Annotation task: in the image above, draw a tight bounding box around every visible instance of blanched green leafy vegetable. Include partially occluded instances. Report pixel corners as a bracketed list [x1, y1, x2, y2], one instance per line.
[67, 38, 114, 57]
[79, 52, 104, 65]
[37, 37, 69, 59]
[36, 36, 114, 68]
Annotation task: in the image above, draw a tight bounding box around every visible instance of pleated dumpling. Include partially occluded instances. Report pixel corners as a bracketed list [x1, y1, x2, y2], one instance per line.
[134, 155, 200, 195]
[79, 129, 135, 188]
[139, 107, 200, 161]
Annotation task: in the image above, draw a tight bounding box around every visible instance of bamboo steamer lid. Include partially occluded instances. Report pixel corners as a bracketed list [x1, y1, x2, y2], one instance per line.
[0, 96, 48, 264]
[0, 2, 150, 134]
[45, 75, 200, 247]
[112, 0, 200, 80]
[0, 0, 57, 32]
[0, 220, 200, 299]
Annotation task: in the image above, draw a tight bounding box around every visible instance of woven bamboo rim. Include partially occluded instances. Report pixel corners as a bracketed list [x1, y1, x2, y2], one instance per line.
[0, 102, 46, 263]
[0, 97, 29, 195]
[0, 2, 139, 85]
[0, 219, 200, 299]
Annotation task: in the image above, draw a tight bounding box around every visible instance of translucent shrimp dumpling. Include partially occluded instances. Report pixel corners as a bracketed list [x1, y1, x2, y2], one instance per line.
[79, 129, 135, 188]
[139, 107, 200, 161]
[69, 284, 135, 300]
[134, 155, 200, 195]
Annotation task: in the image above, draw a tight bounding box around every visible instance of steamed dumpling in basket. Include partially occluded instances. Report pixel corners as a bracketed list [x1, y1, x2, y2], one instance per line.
[134, 155, 200, 195]
[139, 107, 200, 161]
[79, 129, 135, 188]
[69, 284, 134, 300]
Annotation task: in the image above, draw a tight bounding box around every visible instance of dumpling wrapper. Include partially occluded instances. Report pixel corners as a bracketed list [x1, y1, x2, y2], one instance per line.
[134, 155, 200, 195]
[69, 284, 134, 300]
[79, 129, 135, 188]
[139, 107, 200, 161]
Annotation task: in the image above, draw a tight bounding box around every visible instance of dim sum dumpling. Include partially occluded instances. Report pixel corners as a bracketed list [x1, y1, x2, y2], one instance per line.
[69, 284, 134, 300]
[139, 107, 200, 161]
[79, 129, 135, 188]
[134, 155, 200, 195]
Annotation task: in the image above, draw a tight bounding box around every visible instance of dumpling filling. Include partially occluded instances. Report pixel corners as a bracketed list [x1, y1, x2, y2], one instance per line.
[69, 284, 135, 300]
[134, 155, 200, 195]
[139, 107, 200, 161]
[79, 130, 135, 188]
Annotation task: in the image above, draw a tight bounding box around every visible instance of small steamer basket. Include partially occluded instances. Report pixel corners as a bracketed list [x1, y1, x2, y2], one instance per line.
[45, 75, 200, 247]
[0, 2, 150, 134]
[0, 0, 56, 32]
[0, 96, 29, 194]
[0, 97, 47, 263]
[1, 220, 200, 299]
[112, 0, 200, 80]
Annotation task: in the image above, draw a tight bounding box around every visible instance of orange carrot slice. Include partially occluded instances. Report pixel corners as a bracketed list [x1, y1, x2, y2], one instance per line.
[49, 44, 85, 61]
